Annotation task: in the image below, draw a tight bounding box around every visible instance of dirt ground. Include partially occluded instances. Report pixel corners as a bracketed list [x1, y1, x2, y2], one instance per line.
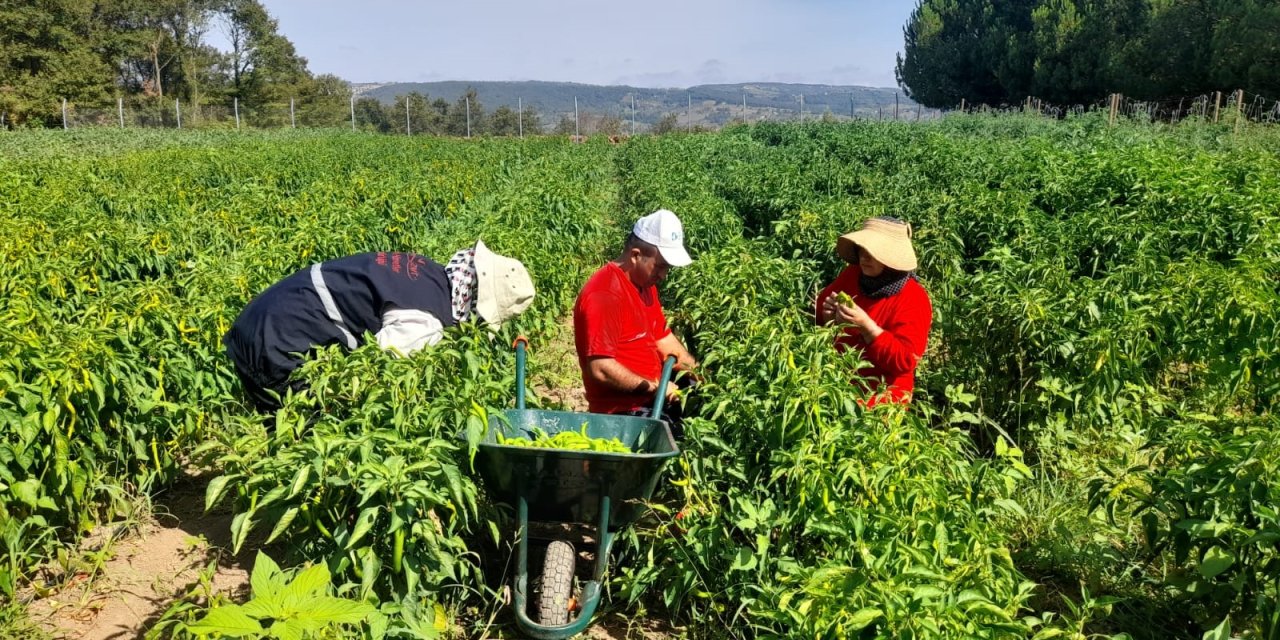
[26, 472, 254, 640]
[529, 314, 590, 413]
[26, 483, 674, 640]
[586, 615, 681, 639]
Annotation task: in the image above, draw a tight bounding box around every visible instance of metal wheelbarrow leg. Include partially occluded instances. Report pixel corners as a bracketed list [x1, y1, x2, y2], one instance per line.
[511, 492, 617, 638]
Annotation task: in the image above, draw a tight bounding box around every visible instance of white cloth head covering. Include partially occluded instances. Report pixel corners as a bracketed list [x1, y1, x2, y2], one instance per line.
[473, 239, 535, 326]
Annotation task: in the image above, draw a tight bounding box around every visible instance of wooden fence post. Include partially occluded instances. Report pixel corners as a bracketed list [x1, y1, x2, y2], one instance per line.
[1234, 89, 1244, 134]
[1213, 91, 1222, 123]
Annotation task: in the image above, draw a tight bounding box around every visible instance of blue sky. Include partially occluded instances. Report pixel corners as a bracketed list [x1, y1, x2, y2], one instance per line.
[251, 0, 914, 88]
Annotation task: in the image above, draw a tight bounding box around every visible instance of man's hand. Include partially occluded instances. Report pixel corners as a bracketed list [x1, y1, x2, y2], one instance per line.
[590, 357, 661, 396]
[656, 332, 698, 372]
[661, 382, 682, 404]
[635, 378, 682, 403]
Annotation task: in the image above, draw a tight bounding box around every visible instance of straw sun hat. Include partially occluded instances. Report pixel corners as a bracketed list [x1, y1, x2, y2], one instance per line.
[836, 217, 918, 272]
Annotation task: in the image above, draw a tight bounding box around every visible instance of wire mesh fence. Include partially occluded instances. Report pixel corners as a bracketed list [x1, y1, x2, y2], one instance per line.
[22, 88, 1280, 136]
[954, 90, 1280, 126]
[37, 91, 946, 136]
[61, 98, 359, 130]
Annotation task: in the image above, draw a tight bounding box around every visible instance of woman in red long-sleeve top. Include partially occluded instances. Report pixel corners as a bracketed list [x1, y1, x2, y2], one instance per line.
[815, 217, 932, 405]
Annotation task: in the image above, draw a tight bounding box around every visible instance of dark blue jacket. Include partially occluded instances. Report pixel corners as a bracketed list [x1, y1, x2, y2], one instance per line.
[223, 252, 454, 393]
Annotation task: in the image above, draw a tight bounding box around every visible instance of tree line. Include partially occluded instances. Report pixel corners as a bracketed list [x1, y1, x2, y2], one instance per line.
[356, 88, 549, 136]
[896, 0, 1280, 109]
[0, 1, 607, 134]
[1, 0, 330, 126]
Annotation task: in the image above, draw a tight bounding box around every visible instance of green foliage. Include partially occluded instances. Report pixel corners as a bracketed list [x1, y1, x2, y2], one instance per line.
[1090, 417, 1280, 637]
[897, 0, 1280, 107]
[183, 551, 377, 639]
[0, 0, 313, 127]
[0, 0, 117, 123]
[609, 238, 1038, 638]
[610, 116, 1280, 637]
[201, 336, 498, 601]
[0, 129, 617, 616]
[4, 119, 1280, 638]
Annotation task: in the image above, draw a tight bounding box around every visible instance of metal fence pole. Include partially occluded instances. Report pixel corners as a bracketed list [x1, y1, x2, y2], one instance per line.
[350, 94, 356, 131]
[574, 96, 579, 137]
[62, 98, 68, 130]
[632, 95, 636, 134]
[800, 94, 804, 122]
[234, 97, 240, 129]
[465, 96, 471, 138]
[687, 93, 692, 131]
[405, 96, 411, 135]
[118, 98, 124, 128]
[176, 99, 181, 129]
[290, 97, 296, 128]
[518, 97, 523, 138]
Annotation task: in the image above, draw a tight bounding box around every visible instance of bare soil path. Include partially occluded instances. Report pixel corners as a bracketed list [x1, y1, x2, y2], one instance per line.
[27, 472, 254, 640]
[529, 314, 589, 412]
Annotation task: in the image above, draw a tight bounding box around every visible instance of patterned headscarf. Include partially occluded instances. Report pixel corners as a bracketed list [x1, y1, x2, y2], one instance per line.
[860, 268, 916, 299]
[445, 247, 478, 323]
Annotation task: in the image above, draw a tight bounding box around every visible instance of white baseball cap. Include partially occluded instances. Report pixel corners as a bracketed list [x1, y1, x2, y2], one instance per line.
[632, 209, 692, 267]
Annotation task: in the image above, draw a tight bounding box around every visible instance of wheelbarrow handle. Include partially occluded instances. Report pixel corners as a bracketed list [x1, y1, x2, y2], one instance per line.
[513, 336, 529, 410]
[514, 339, 674, 416]
[651, 354, 678, 418]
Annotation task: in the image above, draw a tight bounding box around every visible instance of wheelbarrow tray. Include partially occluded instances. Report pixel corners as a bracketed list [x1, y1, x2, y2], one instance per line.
[475, 409, 679, 530]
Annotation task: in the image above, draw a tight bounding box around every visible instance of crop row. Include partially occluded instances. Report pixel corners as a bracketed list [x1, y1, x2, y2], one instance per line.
[2, 117, 1278, 637]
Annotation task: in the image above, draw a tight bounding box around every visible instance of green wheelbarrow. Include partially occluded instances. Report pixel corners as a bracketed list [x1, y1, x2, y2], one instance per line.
[473, 337, 680, 639]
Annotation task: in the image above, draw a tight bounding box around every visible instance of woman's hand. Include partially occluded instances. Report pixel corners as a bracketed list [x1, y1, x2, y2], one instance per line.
[826, 295, 884, 340]
[820, 295, 842, 324]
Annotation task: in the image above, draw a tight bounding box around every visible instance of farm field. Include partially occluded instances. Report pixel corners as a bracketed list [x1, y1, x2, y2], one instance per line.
[1, 117, 1278, 639]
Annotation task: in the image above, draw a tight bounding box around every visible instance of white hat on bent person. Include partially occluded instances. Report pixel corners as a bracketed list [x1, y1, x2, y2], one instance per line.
[632, 209, 693, 267]
[473, 239, 535, 326]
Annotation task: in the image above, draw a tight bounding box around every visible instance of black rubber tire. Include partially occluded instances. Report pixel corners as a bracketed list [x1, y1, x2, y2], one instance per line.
[536, 540, 576, 626]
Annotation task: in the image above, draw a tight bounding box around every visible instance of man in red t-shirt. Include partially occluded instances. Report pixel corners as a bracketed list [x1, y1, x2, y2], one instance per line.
[574, 209, 699, 432]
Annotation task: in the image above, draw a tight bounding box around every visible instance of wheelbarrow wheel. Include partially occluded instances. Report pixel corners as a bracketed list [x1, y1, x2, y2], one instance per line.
[537, 540, 576, 626]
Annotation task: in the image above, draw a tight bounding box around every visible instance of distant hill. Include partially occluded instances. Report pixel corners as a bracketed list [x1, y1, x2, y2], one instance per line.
[359, 81, 923, 130]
